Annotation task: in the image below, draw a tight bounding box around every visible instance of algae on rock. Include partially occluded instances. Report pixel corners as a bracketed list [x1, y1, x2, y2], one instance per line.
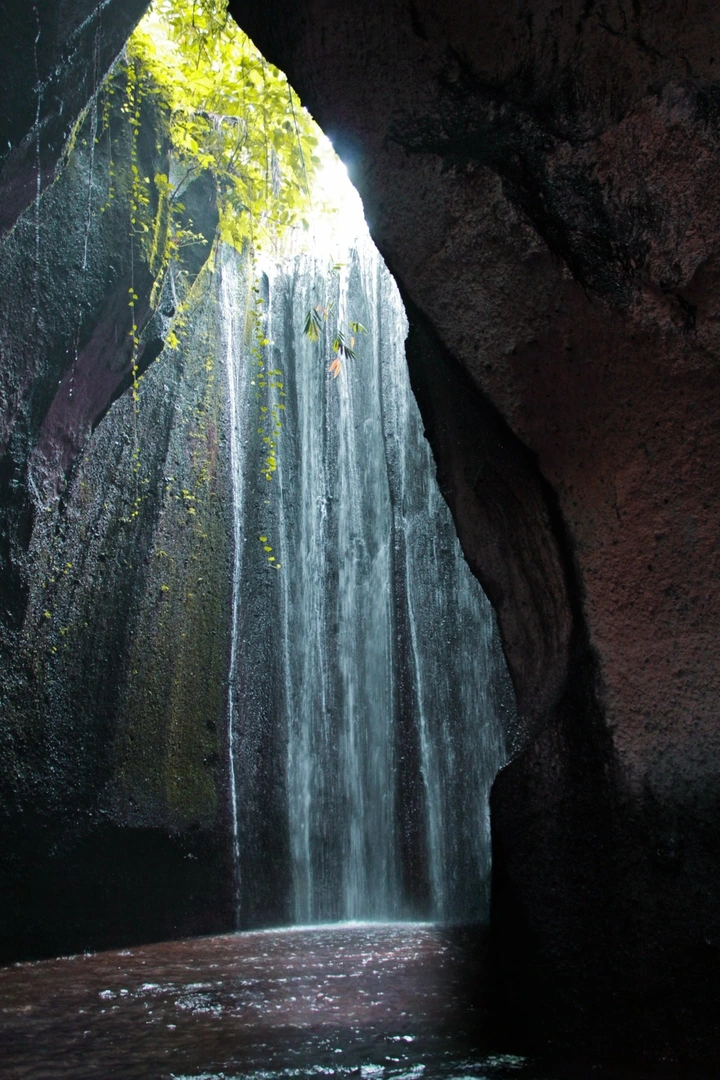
[0, 46, 235, 962]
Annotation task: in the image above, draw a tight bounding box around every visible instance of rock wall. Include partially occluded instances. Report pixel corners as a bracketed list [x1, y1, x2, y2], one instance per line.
[231, 0, 720, 1064]
[0, 55, 234, 962]
[0, 0, 148, 233]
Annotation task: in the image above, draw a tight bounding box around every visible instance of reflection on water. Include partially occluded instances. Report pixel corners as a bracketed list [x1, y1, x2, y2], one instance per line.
[0, 924, 490, 1080]
[169, 1060, 528, 1080]
[0, 925, 704, 1080]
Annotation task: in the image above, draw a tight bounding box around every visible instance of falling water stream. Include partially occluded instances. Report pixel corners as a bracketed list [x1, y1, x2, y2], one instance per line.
[223, 201, 513, 930]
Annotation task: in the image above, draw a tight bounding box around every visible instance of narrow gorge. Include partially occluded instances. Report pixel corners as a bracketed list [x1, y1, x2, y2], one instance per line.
[0, 1, 512, 961]
[2, 0, 720, 1074]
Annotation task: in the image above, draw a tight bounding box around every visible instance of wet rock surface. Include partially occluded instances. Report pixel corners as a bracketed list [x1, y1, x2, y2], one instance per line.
[232, 0, 720, 1063]
[0, 0, 149, 233]
[0, 54, 233, 964]
[2, 0, 720, 1068]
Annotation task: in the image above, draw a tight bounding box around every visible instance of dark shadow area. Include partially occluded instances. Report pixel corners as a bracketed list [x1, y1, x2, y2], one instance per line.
[0, 825, 234, 965]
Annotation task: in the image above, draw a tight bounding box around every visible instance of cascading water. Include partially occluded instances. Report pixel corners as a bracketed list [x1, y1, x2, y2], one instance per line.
[222, 205, 513, 929]
[221, 255, 249, 923]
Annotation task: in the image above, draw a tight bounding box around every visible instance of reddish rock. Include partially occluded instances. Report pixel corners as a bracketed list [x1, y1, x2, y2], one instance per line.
[234, 0, 720, 1063]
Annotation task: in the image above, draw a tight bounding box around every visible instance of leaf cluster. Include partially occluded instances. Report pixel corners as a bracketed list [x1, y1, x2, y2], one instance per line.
[127, 0, 322, 251]
[303, 301, 367, 378]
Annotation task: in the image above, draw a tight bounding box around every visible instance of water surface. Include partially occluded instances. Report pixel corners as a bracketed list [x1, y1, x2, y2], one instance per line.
[0, 925, 700, 1080]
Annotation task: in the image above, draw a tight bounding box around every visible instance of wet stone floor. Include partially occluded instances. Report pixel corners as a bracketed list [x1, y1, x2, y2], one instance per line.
[0, 924, 700, 1079]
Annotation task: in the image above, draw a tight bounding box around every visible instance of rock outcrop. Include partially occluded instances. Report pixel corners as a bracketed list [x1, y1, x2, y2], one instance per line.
[0, 0, 148, 233]
[232, 0, 720, 1064]
[0, 52, 234, 962]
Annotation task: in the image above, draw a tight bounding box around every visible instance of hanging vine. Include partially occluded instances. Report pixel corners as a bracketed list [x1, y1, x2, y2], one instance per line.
[126, 0, 323, 254]
[107, 0, 362, 564]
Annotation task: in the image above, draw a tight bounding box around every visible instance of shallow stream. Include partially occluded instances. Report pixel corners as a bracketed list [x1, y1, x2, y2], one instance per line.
[0, 925, 700, 1080]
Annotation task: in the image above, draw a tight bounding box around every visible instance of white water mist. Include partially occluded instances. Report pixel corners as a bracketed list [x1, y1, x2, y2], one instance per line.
[219, 218, 511, 927]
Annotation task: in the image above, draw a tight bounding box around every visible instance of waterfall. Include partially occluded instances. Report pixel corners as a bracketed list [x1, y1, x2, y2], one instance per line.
[222, 254, 251, 927]
[219, 221, 511, 928]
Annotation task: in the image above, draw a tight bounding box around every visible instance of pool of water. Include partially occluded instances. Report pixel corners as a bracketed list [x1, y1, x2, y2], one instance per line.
[0, 925, 704, 1079]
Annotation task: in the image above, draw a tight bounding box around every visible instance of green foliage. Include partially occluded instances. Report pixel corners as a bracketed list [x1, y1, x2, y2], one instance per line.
[113, 1, 361, 559]
[303, 305, 324, 343]
[128, 0, 322, 251]
[332, 329, 356, 361]
[303, 298, 368, 378]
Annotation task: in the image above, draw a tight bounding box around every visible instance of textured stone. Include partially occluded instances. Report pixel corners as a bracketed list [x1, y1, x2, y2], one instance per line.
[232, 0, 720, 1063]
[2, 0, 720, 1064]
[0, 0, 149, 233]
[0, 57, 233, 963]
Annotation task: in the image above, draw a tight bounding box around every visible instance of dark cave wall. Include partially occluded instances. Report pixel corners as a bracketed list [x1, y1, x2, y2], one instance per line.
[0, 0, 149, 233]
[232, 0, 720, 1062]
[0, 54, 235, 962]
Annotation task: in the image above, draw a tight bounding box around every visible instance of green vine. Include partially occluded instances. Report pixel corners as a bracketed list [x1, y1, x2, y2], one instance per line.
[103, 1, 350, 564]
[245, 274, 284, 569]
[127, 0, 322, 254]
[247, 280, 286, 485]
